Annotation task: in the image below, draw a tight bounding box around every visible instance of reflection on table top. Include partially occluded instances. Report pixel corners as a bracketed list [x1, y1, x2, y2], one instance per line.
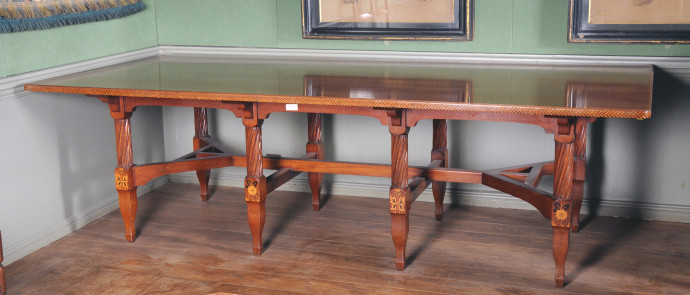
[25, 55, 653, 119]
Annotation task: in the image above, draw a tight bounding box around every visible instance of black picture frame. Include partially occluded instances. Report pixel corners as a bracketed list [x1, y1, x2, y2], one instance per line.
[569, 0, 690, 43]
[302, 0, 473, 41]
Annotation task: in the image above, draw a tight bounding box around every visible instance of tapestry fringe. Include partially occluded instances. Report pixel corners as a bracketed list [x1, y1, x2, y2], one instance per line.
[0, 1, 145, 33]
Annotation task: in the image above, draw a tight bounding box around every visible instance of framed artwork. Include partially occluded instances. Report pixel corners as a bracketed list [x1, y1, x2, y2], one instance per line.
[302, 0, 473, 40]
[569, 0, 690, 43]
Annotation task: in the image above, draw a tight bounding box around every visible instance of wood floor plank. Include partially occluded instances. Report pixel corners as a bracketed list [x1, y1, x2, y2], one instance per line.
[5, 183, 690, 294]
[60, 218, 689, 293]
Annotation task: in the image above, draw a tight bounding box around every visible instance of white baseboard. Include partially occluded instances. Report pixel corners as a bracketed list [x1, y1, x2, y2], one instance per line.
[158, 46, 690, 69]
[170, 172, 690, 224]
[3, 176, 169, 265]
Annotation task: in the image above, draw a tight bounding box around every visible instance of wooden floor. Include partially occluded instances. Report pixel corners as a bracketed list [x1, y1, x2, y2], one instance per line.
[6, 183, 690, 294]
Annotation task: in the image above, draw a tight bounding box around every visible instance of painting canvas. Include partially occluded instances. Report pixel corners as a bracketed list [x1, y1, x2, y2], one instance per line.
[303, 0, 472, 40]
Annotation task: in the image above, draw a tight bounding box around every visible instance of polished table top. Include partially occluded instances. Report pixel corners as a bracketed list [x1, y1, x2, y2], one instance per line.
[25, 55, 653, 119]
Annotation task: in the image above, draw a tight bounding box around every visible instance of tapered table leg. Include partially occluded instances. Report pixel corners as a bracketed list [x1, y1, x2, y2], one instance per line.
[1, 230, 5, 295]
[243, 116, 266, 256]
[113, 113, 138, 242]
[431, 119, 448, 221]
[571, 119, 587, 232]
[390, 123, 411, 270]
[307, 113, 324, 211]
[552, 118, 575, 288]
[194, 107, 211, 201]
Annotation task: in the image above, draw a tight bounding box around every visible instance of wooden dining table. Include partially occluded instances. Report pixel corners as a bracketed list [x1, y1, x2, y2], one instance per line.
[25, 55, 653, 287]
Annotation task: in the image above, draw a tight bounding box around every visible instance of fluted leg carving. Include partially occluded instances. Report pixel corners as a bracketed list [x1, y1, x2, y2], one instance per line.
[244, 119, 266, 255]
[194, 107, 211, 201]
[552, 118, 575, 288]
[307, 113, 324, 211]
[431, 119, 448, 220]
[113, 115, 138, 242]
[390, 125, 410, 270]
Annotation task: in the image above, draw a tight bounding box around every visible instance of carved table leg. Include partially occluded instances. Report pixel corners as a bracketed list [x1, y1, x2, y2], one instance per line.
[1, 230, 5, 295]
[552, 118, 575, 288]
[244, 115, 266, 256]
[390, 122, 411, 271]
[307, 113, 324, 211]
[571, 119, 587, 232]
[194, 108, 211, 201]
[113, 113, 138, 242]
[431, 119, 448, 221]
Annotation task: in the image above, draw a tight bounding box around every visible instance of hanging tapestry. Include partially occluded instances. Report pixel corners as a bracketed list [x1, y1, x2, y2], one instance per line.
[0, 0, 146, 33]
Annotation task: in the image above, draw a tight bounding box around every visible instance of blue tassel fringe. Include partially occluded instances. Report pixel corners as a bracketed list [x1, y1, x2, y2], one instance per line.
[0, 2, 146, 33]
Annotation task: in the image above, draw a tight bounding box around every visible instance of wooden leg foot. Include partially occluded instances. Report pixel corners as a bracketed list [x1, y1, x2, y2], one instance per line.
[246, 200, 266, 256]
[117, 189, 138, 242]
[432, 181, 446, 221]
[196, 169, 211, 201]
[391, 213, 409, 271]
[553, 226, 570, 288]
[309, 172, 322, 211]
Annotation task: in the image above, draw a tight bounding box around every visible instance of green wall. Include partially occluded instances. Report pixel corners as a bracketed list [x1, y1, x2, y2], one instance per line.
[156, 0, 690, 56]
[3, 0, 690, 79]
[0, 34, 7, 77]
[0, 0, 157, 78]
